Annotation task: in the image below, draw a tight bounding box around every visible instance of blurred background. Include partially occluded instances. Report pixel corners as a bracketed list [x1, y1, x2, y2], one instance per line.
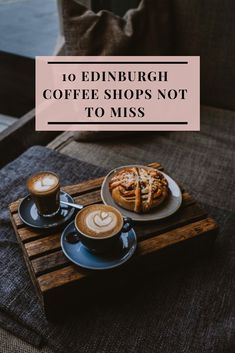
[0, 0, 140, 58]
[0, 0, 59, 58]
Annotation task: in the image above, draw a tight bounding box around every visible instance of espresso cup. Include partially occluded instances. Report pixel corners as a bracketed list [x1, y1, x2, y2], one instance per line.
[27, 171, 60, 217]
[75, 204, 133, 253]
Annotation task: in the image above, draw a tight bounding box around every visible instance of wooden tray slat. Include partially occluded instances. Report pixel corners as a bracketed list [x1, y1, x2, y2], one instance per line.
[73, 190, 102, 206]
[32, 250, 69, 276]
[18, 227, 49, 243]
[38, 265, 86, 292]
[138, 217, 217, 256]
[12, 213, 25, 228]
[62, 176, 105, 197]
[25, 233, 61, 259]
[136, 203, 207, 240]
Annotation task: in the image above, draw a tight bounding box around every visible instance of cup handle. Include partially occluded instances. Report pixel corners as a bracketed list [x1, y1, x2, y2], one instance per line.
[122, 217, 134, 233]
[65, 230, 80, 244]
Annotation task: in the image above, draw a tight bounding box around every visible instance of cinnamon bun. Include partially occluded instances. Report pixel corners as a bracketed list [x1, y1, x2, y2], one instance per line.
[109, 167, 169, 213]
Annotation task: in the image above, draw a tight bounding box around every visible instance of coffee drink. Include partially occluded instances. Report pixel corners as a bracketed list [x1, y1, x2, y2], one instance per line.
[74, 204, 133, 253]
[27, 172, 60, 217]
[76, 204, 123, 238]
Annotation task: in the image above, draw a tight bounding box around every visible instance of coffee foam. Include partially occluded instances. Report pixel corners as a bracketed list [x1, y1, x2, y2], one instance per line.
[29, 173, 59, 193]
[86, 210, 117, 234]
[76, 205, 123, 238]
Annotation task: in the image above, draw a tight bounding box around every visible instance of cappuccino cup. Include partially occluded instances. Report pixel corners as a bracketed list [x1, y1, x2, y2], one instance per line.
[27, 171, 60, 217]
[75, 204, 133, 253]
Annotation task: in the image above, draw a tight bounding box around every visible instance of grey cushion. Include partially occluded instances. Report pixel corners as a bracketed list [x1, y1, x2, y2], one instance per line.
[171, 0, 235, 111]
[0, 327, 53, 353]
[61, 0, 235, 110]
[55, 105, 235, 212]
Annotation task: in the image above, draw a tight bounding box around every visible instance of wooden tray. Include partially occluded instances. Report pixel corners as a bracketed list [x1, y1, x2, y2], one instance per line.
[9, 163, 219, 319]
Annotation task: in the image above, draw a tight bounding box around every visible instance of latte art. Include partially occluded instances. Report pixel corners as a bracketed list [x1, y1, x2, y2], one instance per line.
[76, 204, 123, 238]
[33, 175, 58, 192]
[86, 211, 117, 234]
[28, 172, 59, 194]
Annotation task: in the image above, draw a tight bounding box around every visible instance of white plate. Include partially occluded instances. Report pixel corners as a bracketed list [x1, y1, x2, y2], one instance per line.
[101, 165, 182, 222]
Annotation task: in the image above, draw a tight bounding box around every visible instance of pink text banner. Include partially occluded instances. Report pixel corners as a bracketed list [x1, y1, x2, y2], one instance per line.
[36, 56, 200, 131]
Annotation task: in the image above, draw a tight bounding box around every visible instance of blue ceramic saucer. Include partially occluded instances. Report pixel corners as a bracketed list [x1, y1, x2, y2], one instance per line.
[18, 191, 76, 229]
[61, 222, 137, 270]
